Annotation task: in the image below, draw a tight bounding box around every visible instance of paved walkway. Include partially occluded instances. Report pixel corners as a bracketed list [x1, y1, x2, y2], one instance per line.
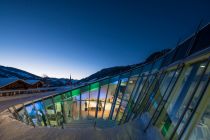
[0, 87, 70, 112]
[0, 110, 158, 140]
[0, 87, 163, 140]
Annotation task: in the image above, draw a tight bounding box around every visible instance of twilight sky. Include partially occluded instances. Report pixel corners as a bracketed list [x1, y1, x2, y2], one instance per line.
[0, 0, 210, 79]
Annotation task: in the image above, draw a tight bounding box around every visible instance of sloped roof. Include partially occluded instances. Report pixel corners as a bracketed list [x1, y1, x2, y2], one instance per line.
[0, 78, 20, 88]
[25, 80, 41, 85]
[0, 78, 42, 89]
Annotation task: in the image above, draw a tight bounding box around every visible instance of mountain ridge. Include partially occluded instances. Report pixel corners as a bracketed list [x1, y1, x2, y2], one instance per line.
[78, 48, 170, 83]
[0, 49, 170, 86]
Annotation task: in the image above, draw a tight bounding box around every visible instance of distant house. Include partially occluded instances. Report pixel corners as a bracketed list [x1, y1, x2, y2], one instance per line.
[0, 78, 31, 90]
[25, 80, 43, 88]
[0, 78, 44, 91]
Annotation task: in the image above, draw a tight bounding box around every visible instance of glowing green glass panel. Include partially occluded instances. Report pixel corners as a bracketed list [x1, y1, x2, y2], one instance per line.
[53, 95, 62, 103]
[72, 89, 80, 97]
[100, 79, 109, 86]
[65, 91, 71, 98]
[90, 82, 99, 91]
[81, 86, 89, 92]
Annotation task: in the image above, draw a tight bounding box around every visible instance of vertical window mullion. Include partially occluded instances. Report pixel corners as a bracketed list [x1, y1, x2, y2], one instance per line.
[138, 72, 166, 117]
[87, 86, 90, 119]
[152, 64, 185, 126]
[108, 75, 122, 120]
[42, 98, 51, 126]
[124, 75, 144, 123]
[120, 73, 142, 124]
[95, 83, 101, 118]
[179, 77, 210, 139]
[33, 101, 42, 126]
[144, 64, 183, 132]
[23, 103, 35, 127]
[102, 78, 111, 119]
[170, 60, 210, 139]
[133, 73, 157, 119]
[114, 72, 132, 121]
[142, 72, 166, 114]
[12, 106, 22, 122]
[125, 75, 149, 122]
[51, 96, 59, 127]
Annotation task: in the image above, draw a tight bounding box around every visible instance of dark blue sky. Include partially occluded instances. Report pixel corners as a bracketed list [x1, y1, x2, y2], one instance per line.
[0, 0, 210, 79]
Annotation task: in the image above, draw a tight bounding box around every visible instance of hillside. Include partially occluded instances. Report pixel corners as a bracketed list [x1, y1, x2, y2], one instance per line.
[0, 65, 41, 79]
[0, 66, 76, 87]
[0, 49, 170, 86]
[79, 49, 170, 83]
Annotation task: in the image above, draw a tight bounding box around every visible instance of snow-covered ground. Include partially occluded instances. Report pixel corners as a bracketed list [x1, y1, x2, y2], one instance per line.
[0, 110, 163, 140]
[0, 88, 163, 140]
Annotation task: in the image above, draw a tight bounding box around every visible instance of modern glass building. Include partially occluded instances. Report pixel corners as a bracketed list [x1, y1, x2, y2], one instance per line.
[8, 23, 210, 140]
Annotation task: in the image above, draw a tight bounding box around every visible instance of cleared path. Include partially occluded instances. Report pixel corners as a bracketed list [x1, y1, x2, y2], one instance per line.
[0, 87, 70, 112]
[0, 87, 162, 140]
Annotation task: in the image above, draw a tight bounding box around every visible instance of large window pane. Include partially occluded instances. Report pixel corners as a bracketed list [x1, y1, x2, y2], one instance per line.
[124, 76, 147, 122]
[34, 101, 49, 126]
[88, 82, 99, 119]
[26, 104, 40, 126]
[187, 85, 210, 140]
[43, 98, 58, 126]
[132, 74, 156, 119]
[148, 69, 177, 117]
[103, 76, 119, 119]
[137, 73, 164, 115]
[71, 89, 81, 120]
[173, 63, 210, 139]
[155, 61, 208, 139]
[63, 97, 74, 123]
[120, 75, 142, 123]
[116, 75, 139, 122]
[112, 76, 129, 120]
[97, 80, 109, 118]
[17, 106, 31, 125]
[53, 95, 64, 126]
[81, 86, 89, 119]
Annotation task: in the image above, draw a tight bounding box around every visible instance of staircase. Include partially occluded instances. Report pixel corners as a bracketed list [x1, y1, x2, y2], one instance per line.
[63, 119, 116, 129]
[95, 119, 116, 129]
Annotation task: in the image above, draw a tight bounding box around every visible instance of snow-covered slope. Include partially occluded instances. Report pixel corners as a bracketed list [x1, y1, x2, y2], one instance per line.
[0, 65, 41, 79]
[0, 65, 78, 87]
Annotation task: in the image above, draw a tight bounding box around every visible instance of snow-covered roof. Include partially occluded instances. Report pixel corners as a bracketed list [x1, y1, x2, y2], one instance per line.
[25, 80, 41, 85]
[0, 78, 42, 90]
[0, 78, 20, 88]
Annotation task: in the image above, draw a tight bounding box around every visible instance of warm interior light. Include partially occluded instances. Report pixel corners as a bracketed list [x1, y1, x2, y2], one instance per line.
[200, 65, 205, 68]
[129, 80, 134, 84]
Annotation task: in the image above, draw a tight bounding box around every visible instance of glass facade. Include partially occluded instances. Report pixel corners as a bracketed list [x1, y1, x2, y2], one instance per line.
[63, 94, 74, 123]
[97, 79, 109, 118]
[154, 61, 208, 139]
[42, 98, 58, 126]
[10, 24, 210, 140]
[81, 86, 90, 119]
[186, 84, 210, 140]
[116, 74, 139, 123]
[103, 76, 119, 119]
[17, 105, 31, 125]
[89, 82, 99, 118]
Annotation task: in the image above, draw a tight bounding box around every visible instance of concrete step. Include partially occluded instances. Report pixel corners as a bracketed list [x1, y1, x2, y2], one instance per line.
[63, 119, 117, 129]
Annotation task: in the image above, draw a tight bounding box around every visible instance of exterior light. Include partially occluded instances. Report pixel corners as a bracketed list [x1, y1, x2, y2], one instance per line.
[129, 81, 133, 84]
[200, 65, 205, 68]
